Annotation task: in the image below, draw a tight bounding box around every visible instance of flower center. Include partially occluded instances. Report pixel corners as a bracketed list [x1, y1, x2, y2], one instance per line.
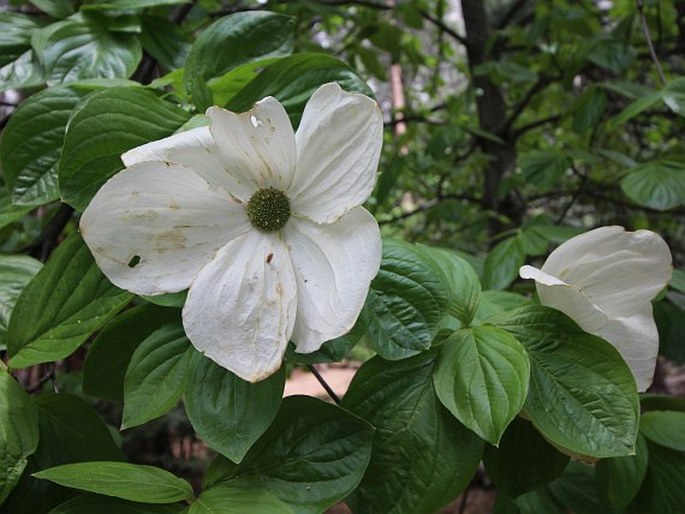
[247, 187, 291, 232]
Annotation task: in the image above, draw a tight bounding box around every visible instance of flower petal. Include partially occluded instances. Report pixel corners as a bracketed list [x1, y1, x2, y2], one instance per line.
[541, 226, 672, 316]
[598, 305, 659, 392]
[80, 161, 250, 296]
[182, 230, 297, 382]
[206, 97, 296, 191]
[122, 126, 256, 202]
[289, 83, 383, 224]
[285, 207, 381, 353]
[519, 265, 609, 333]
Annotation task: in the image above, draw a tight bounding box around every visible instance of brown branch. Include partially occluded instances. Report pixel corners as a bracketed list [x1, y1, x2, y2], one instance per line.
[306, 364, 341, 404]
[512, 115, 561, 138]
[503, 75, 559, 135]
[418, 8, 468, 47]
[636, 0, 667, 86]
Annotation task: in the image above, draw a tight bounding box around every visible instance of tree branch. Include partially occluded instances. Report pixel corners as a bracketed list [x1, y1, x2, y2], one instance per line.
[306, 364, 341, 404]
[418, 8, 468, 47]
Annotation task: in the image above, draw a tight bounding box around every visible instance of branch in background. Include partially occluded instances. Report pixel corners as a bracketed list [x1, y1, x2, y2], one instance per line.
[321, 0, 391, 10]
[512, 114, 561, 138]
[503, 75, 559, 135]
[496, 0, 529, 30]
[306, 364, 341, 404]
[378, 193, 484, 226]
[418, 8, 469, 47]
[636, 0, 667, 87]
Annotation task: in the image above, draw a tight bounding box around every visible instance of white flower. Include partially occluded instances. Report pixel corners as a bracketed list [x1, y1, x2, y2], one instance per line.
[519, 226, 672, 391]
[80, 83, 383, 382]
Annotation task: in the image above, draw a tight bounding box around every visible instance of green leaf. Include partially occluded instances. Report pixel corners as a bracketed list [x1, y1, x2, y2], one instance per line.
[0, 192, 33, 230]
[491, 305, 639, 458]
[629, 441, 685, 514]
[343, 352, 484, 514]
[571, 85, 607, 133]
[207, 57, 283, 108]
[661, 77, 685, 117]
[59, 87, 190, 211]
[472, 291, 532, 326]
[83, 304, 180, 401]
[419, 246, 481, 326]
[33, 462, 194, 504]
[434, 326, 530, 445]
[184, 11, 293, 104]
[0, 50, 45, 92]
[621, 160, 685, 211]
[587, 38, 635, 72]
[519, 151, 572, 192]
[0, 84, 100, 206]
[226, 53, 373, 127]
[285, 313, 364, 364]
[362, 238, 450, 360]
[184, 356, 284, 464]
[32, 13, 141, 85]
[655, 300, 685, 363]
[596, 432, 648, 512]
[208, 396, 374, 514]
[50, 494, 185, 514]
[190, 482, 293, 514]
[3, 393, 123, 513]
[639, 410, 685, 451]
[7, 232, 133, 368]
[484, 417, 569, 498]
[0, 255, 42, 348]
[0, 13, 46, 67]
[28, 1, 75, 19]
[0, 370, 39, 504]
[122, 322, 193, 428]
[607, 91, 661, 129]
[82, 0, 188, 9]
[482, 237, 525, 291]
[139, 15, 189, 71]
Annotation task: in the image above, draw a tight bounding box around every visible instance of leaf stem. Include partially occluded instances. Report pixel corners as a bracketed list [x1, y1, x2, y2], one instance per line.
[306, 364, 341, 404]
[636, 0, 667, 87]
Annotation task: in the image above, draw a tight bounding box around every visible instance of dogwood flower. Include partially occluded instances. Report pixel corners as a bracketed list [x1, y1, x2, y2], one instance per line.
[519, 226, 672, 391]
[80, 83, 383, 382]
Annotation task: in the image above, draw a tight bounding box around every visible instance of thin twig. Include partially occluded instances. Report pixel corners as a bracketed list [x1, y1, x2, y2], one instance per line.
[27, 365, 55, 394]
[458, 483, 471, 514]
[419, 8, 468, 47]
[306, 364, 341, 404]
[636, 0, 667, 86]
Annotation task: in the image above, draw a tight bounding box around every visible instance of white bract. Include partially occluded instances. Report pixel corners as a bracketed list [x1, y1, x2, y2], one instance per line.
[519, 226, 672, 391]
[81, 83, 383, 382]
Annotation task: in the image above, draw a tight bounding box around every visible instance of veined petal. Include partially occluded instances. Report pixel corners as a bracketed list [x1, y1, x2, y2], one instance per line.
[289, 83, 383, 224]
[285, 207, 381, 353]
[541, 226, 672, 316]
[122, 126, 256, 202]
[519, 265, 609, 333]
[81, 162, 250, 296]
[598, 305, 659, 392]
[182, 230, 297, 382]
[206, 97, 296, 191]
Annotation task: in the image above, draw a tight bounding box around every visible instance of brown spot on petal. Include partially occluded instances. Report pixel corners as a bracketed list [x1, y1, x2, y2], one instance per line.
[266, 253, 274, 264]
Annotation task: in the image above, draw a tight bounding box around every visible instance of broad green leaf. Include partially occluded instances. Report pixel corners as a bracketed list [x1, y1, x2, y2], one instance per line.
[0, 255, 41, 347]
[139, 15, 189, 71]
[419, 245, 481, 326]
[82, 0, 188, 9]
[640, 394, 685, 413]
[519, 151, 571, 192]
[0, 370, 39, 504]
[4, 393, 123, 514]
[621, 160, 685, 211]
[434, 326, 530, 445]
[83, 304, 180, 401]
[587, 38, 635, 72]
[32, 13, 141, 85]
[208, 396, 374, 514]
[654, 301, 685, 363]
[343, 352, 484, 514]
[28, 1, 75, 19]
[544, 461, 602, 514]
[472, 291, 532, 326]
[226, 53, 373, 127]
[0, 13, 46, 66]
[628, 442, 685, 514]
[0, 84, 100, 205]
[190, 482, 293, 514]
[670, 268, 685, 293]
[0, 50, 45, 92]
[208, 57, 283, 108]
[285, 313, 365, 364]
[362, 238, 450, 360]
[662, 77, 685, 117]
[482, 237, 525, 291]
[0, 192, 33, 230]
[50, 494, 185, 514]
[142, 291, 187, 308]
[184, 356, 284, 463]
[491, 306, 639, 458]
[122, 322, 193, 428]
[571, 85, 607, 133]
[184, 11, 293, 105]
[596, 433, 648, 512]
[484, 417, 569, 498]
[7, 232, 133, 368]
[59, 87, 190, 211]
[33, 462, 194, 504]
[639, 411, 685, 451]
[607, 91, 661, 128]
